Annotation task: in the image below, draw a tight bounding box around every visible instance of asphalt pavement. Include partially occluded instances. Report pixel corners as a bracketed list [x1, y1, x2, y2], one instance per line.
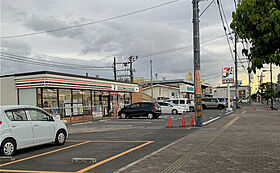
[0, 109, 233, 173]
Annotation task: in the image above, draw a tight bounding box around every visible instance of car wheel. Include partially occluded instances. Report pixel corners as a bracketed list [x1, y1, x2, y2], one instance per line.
[1, 139, 16, 156]
[153, 115, 159, 119]
[218, 105, 224, 110]
[202, 105, 206, 110]
[120, 113, 127, 119]
[190, 107, 194, 112]
[147, 113, 154, 119]
[172, 109, 178, 115]
[55, 130, 66, 145]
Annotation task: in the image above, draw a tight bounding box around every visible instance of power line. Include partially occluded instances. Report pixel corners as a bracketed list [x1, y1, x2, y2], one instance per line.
[1, 0, 182, 39]
[200, 0, 215, 17]
[217, 0, 249, 75]
[0, 52, 112, 69]
[138, 35, 225, 58]
[216, 0, 235, 62]
[0, 53, 113, 70]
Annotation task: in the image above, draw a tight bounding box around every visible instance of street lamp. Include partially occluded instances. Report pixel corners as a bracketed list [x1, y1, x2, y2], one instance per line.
[262, 62, 273, 109]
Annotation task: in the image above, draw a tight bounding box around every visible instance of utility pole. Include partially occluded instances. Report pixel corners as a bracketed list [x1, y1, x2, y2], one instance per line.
[270, 62, 273, 109]
[248, 72, 251, 104]
[150, 60, 154, 102]
[129, 56, 133, 83]
[113, 57, 117, 80]
[193, 0, 202, 127]
[234, 33, 239, 108]
[114, 56, 137, 82]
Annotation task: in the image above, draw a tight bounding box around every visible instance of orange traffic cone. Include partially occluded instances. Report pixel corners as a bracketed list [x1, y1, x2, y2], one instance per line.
[253, 105, 255, 111]
[167, 115, 173, 128]
[190, 113, 194, 126]
[180, 114, 186, 127]
[266, 105, 268, 111]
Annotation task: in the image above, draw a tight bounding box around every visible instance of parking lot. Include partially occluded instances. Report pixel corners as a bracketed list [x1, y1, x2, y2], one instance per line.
[0, 109, 233, 173]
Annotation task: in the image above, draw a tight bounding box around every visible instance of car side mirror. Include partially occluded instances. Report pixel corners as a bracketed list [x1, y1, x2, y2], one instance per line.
[49, 116, 55, 121]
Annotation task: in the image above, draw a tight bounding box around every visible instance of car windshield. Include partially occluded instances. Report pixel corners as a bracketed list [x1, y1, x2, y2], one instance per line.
[168, 103, 177, 107]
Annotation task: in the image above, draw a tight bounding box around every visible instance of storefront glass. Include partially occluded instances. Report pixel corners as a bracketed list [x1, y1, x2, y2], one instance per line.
[37, 88, 42, 107]
[72, 90, 83, 115]
[58, 89, 72, 117]
[124, 93, 131, 106]
[83, 90, 91, 115]
[42, 88, 58, 114]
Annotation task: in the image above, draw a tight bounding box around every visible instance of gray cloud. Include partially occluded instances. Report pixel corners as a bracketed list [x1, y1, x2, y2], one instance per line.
[1, 0, 240, 85]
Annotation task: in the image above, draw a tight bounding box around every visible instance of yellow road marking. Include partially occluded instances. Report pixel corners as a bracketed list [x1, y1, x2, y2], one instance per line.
[67, 139, 150, 143]
[0, 169, 74, 173]
[76, 141, 154, 173]
[0, 141, 90, 167]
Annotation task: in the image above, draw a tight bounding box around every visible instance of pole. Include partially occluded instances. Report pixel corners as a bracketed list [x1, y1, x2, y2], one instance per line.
[227, 83, 231, 110]
[129, 56, 133, 83]
[113, 57, 117, 80]
[235, 33, 239, 108]
[150, 60, 154, 102]
[249, 72, 251, 104]
[193, 0, 202, 127]
[270, 62, 273, 109]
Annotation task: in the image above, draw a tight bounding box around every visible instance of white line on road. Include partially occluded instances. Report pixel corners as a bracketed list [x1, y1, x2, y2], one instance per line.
[225, 111, 233, 115]
[108, 122, 152, 124]
[203, 117, 220, 125]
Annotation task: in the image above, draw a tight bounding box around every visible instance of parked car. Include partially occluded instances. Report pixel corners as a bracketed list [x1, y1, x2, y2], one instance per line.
[202, 98, 226, 110]
[157, 102, 187, 114]
[118, 102, 161, 119]
[0, 105, 68, 156]
[217, 97, 227, 105]
[166, 98, 190, 111]
[187, 100, 195, 112]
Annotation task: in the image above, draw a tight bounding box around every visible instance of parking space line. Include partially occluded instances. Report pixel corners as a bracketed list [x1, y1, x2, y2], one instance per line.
[0, 141, 90, 167]
[0, 169, 74, 173]
[76, 141, 154, 173]
[203, 117, 220, 125]
[67, 140, 150, 143]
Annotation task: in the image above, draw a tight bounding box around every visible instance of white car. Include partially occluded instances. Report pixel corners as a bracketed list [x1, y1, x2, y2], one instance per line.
[167, 98, 190, 112]
[157, 102, 187, 114]
[0, 105, 68, 156]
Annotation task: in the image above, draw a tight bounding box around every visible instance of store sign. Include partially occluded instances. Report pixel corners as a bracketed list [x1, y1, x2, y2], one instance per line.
[187, 86, 194, 92]
[222, 66, 234, 84]
[134, 87, 139, 92]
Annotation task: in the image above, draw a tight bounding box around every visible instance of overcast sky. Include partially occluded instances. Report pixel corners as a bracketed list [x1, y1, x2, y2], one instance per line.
[1, 0, 279, 89]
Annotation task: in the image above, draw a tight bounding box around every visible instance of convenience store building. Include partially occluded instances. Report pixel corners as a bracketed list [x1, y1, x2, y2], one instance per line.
[0, 71, 142, 122]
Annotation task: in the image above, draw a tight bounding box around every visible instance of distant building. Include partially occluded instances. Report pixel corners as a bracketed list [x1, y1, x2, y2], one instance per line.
[141, 79, 211, 101]
[212, 85, 250, 100]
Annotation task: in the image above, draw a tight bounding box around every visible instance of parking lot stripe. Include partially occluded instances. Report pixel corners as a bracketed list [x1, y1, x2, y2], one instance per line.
[0, 169, 74, 173]
[0, 141, 90, 167]
[76, 141, 154, 173]
[67, 140, 150, 143]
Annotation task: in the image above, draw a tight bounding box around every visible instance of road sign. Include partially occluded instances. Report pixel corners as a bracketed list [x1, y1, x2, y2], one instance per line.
[222, 66, 234, 84]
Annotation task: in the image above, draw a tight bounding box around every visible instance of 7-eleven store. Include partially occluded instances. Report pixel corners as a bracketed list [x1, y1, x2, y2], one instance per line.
[0, 71, 141, 123]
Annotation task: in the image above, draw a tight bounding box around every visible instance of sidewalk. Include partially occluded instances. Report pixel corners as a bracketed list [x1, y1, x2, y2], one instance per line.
[116, 105, 280, 173]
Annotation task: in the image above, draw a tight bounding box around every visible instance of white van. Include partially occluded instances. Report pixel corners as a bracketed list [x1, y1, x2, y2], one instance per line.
[167, 98, 190, 112]
[0, 105, 68, 156]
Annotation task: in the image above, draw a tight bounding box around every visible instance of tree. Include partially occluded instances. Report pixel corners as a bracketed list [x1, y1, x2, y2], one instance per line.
[259, 82, 276, 103]
[230, 0, 280, 73]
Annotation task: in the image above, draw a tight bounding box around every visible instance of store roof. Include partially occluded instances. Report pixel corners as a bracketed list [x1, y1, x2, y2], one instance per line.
[0, 71, 137, 85]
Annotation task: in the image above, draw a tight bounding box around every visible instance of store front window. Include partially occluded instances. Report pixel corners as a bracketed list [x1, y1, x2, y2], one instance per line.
[83, 90, 92, 115]
[42, 88, 58, 114]
[59, 89, 72, 117]
[124, 93, 131, 106]
[72, 90, 83, 115]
